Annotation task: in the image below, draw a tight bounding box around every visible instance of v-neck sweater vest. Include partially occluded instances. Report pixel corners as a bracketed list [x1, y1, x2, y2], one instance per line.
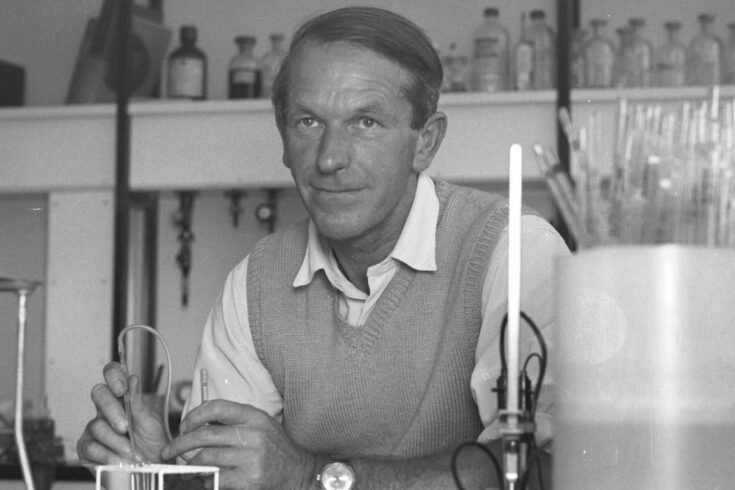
[248, 180, 509, 458]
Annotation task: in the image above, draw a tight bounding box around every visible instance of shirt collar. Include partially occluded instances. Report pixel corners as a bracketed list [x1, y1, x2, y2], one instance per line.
[293, 172, 439, 287]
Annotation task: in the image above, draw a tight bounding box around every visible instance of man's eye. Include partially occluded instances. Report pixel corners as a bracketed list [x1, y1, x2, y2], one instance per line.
[296, 117, 318, 128]
[358, 117, 377, 129]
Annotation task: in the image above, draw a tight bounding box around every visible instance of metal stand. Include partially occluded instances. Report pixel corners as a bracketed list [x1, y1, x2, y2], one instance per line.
[1, 277, 41, 490]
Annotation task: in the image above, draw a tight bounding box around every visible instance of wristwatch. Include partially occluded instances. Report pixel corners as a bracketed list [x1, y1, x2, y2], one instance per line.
[317, 461, 356, 490]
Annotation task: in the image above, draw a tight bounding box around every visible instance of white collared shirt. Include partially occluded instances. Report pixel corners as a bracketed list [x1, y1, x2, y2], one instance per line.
[186, 172, 570, 445]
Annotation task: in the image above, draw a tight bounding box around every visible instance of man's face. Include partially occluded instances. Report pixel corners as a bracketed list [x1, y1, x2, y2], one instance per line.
[279, 41, 423, 243]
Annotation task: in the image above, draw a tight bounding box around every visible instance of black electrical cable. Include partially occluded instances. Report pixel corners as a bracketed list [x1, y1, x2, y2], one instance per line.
[450, 441, 503, 490]
[522, 352, 545, 418]
[451, 311, 549, 489]
[499, 311, 548, 418]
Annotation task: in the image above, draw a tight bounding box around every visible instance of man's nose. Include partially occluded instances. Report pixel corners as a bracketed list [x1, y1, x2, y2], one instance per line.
[316, 126, 349, 173]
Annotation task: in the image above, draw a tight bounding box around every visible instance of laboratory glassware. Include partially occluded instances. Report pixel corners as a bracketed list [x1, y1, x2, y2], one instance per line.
[612, 26, 631, 88]
[167, 25, 207, 100]
[469, 7, 510, 92]
[555, 246, 735, 489]
[724, 22, 735, 84]
[623, 18, 653, 87]
[584, 19, 616, 88]
[570, 28, 588, 88]
[686, 13, 723, 86]
[528, 9, 556, 89]
[655, 21, 687, 87]
[1, 277, 41, 490]
[259, 33, 285, 99]
[513, 13, 533, 91]
[228, 36, 261, 99]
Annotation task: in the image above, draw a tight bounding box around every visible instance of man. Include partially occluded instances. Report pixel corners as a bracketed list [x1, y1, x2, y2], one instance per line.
[77, 6, 568, 489]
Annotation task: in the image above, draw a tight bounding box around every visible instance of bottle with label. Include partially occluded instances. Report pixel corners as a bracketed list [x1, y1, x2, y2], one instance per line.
[687, 13, 723, 86]
[259, 33, 285, 98]
[470, 7, 510, 92]
[513, 13, 533, 91]
[724, 22, 735, 84]
[229, 36, 261, 99]
[528, 9, 556, 90]
[622, 18, 653, 87]
[167, 25, 207, 100]
[655, 21, 687, 87]
[584, 19, 616, 88]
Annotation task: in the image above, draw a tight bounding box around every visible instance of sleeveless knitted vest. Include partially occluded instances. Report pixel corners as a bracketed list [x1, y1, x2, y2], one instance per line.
[248, 180, 509, 458]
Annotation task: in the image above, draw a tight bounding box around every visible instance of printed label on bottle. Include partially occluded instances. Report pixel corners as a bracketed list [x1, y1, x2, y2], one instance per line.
[169, 58, 204, 98]
[474, 37, 501, 59]
[473, 37, 504, 91]
[231, 68, 256, 84]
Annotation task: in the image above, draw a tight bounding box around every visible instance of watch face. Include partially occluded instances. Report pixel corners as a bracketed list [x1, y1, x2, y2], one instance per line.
[320, 462, 355, 490]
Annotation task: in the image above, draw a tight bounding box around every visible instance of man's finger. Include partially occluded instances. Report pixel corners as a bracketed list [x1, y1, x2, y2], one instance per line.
[102, 362, 128, 397]
[77, 427, 127, 468]
[91, 383, 128, 434]
[162, 423, 237, 460]
[181, 400, 265, 433]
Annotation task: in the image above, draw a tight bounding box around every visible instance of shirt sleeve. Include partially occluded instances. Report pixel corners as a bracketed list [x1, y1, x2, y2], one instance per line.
[182, 255, 284, 421]
[471, 215, 570, 446]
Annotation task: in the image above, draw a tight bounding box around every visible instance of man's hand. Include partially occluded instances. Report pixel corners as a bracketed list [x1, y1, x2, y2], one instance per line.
[76, 362, 169, 468]
[162, 400, 319, 490]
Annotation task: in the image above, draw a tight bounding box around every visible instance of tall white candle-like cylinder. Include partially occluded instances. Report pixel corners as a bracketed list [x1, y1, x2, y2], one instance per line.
[507, 143, 523, 419]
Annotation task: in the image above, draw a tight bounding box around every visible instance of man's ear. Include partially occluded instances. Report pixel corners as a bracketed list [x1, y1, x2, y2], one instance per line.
[412, 111, 447, 172]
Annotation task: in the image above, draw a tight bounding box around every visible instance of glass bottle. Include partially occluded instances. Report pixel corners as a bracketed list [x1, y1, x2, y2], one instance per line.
[624, 18, 653, 87]
[443, 42, 469, 92]
[259, 33, 285, 99]
[584, 18, 616, 88]
[724, 22, 735, 84]
[655, 21, 687, 87]
[687, 13, 723, 86]
[167, 25, 207, 100]
[228, 35, 261, 99]
[528, 9, 556, 90]
[612, 26, 630, 87]
[570, 28, 588, 88]
[513, 13, 533, 91]
[470, 7, 510, 92]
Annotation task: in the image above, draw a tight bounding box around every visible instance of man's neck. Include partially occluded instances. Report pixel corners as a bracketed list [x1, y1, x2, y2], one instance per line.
[330, 235, 395, 294]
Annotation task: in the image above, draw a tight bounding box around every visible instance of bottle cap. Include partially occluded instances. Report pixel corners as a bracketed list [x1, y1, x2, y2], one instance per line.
[698, 13, 715, 23]
[664, 21, 682, 30]
[628, 17, 645, 27]
[483, 7, 499, 18]
[180, 25, 197, 43]
[530, 10, 545, 20]
[235, 35, 257, 45]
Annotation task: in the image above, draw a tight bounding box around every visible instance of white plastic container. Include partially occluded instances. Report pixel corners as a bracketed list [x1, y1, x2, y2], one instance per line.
[554, 246, 735, 489]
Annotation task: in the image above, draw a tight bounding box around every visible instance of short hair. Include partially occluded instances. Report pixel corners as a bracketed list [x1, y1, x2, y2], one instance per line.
[271, 7, 443, 131]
